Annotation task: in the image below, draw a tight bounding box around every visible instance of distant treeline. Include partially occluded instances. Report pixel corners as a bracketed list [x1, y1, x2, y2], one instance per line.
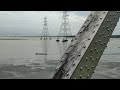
[111, 35, 120, 38]
[39, 36, 75, 37]
[3, 35, 76, 37]
[1, 35, 120, 38]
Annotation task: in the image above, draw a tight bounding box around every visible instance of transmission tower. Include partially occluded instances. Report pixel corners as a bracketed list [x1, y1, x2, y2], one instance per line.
[41, 17, 51, 40]
[56, 11, 72, 42]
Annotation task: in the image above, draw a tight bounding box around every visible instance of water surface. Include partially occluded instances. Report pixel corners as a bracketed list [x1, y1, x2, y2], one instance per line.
[0, 37, 120, 79]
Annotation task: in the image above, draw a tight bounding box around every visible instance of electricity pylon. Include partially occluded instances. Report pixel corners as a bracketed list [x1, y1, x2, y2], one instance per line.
[41, 17, 51, 40]
[56, 11, 72, 42]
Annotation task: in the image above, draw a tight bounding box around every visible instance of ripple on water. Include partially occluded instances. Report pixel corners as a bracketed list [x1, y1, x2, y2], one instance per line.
[0, 64, 55, 79]
[92, 61, 120, 79]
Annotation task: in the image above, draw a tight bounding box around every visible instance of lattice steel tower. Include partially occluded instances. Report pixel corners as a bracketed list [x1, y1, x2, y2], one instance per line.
[56, 11, 72, 42]
[41, 17, 50, 40]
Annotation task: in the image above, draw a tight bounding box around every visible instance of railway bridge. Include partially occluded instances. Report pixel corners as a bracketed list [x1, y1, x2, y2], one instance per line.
[50, 11, 120, 79]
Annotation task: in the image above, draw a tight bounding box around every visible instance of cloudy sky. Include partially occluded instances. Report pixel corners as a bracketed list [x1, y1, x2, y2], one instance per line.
[0, 11, 119, 36]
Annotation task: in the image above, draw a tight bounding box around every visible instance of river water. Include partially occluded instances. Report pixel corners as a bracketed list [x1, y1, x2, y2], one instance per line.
[0, 36, 120, 79]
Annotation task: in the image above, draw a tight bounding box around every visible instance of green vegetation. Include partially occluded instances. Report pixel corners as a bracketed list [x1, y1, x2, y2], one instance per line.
[1, 35, 120, 38]
[111, 35, 120, 38]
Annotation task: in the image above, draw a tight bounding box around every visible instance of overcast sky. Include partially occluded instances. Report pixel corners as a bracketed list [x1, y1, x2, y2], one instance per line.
[0, 11, 119, 36]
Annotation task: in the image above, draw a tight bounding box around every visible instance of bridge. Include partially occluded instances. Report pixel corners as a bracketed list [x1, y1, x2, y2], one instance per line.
[49, 11, 120, 79]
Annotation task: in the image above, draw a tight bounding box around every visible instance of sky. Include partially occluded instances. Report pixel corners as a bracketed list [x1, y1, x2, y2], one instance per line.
[0, 11, 119, 36]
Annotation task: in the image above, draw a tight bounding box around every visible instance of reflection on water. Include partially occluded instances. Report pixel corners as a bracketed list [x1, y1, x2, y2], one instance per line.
[0, 37, 120, 79]
[43, 39, 48, 61]
[57, 40, 69, 57]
